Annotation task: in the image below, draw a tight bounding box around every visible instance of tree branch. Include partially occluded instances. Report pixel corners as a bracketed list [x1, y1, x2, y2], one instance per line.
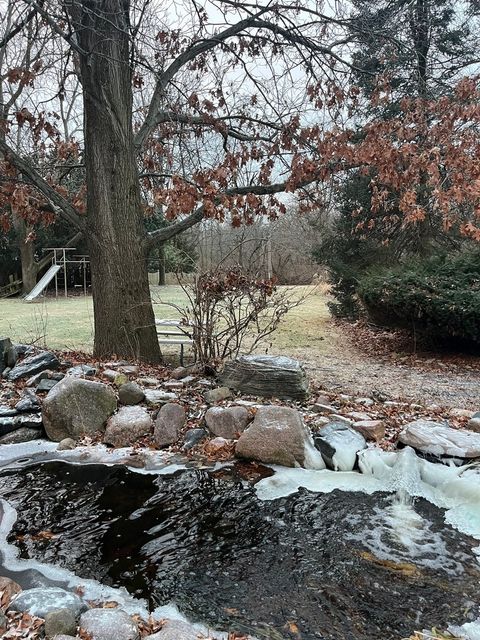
[0, 137, 85, 231]
[146, 178, 316, 249]
[0, 6, 37, 51]
[134, 8, 272, 150]
[143, 110, 277, 142]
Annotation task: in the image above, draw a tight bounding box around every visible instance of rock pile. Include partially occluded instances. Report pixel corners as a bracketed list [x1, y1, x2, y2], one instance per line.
[1, 336, 480, 476]
[1, 580, 253, 640]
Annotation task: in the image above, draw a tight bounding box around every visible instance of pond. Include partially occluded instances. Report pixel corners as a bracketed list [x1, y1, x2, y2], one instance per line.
[0, 457, 479, 639]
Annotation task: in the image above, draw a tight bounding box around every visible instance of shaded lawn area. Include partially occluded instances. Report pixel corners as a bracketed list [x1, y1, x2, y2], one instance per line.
[0, 285, 339, 359]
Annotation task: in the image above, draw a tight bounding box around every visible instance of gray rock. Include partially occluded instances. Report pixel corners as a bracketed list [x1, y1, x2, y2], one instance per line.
[57, 438, 76, 451]
[154, 402, 185, 448]
[0, 427, 43, 445]
[399, 419, 480, 458]
[5, 344, 18, 368]
[347, 411, 372, 421]
[467, 412, 480, 433]
[1, 367, 11, 378]
[37, 378, 61, 392]
[14, 343, 34, 356]
[9, 587, 86, 618]
[0, 413, 43, 436]
[137, 377, 159, 386]
[311, 403, 336, 415]
[0, 336, 13, 370]
[7, 351, 60, 381]
[183, 428, 208, 450]
[15, 389, 40, 413]
[0, 609, 6, 633]
[79, 608, 139, 640]
[42, 377, 117, 442]
[26, 369, 65, 387]
[235, 405, 321, 468]
[52, 636, 77, 640]
[118, 365, 139, 376]
[329, 414, 353, 426]
[0, 405, 17, 417]
[171, 366, 189, 380]
[219, 355, 308, 400]
[205, 406, 250, 439]
[118, 382, 145, 405]
[102, 369, 118, 382]
[355, 397, 375, 407]
[145, 619, 200, 640]
[104, 406, 153, 447]
[67, 364, 97, 377]
[314, 422, 367, 471]
[163, 380, 184, 390]
[45, 608, 77, 638]
[144, 389, 177, 406]
[204, 386, 232, 404]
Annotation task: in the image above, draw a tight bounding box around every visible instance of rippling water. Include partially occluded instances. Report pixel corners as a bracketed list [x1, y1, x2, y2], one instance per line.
[0, 461, 479, 639]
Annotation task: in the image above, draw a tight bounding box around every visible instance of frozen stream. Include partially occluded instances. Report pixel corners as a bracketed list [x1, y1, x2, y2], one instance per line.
[0, 442, 480, 639]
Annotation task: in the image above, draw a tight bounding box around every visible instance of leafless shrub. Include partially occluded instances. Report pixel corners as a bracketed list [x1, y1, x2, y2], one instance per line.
[167, 266, 307, 364]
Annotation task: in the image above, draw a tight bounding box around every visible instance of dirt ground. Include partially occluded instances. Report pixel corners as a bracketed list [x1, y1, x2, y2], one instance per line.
[292, 321, 480, 410]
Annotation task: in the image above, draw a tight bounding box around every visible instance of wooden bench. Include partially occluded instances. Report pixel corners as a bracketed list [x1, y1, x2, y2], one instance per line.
[155, 319, 193, 365]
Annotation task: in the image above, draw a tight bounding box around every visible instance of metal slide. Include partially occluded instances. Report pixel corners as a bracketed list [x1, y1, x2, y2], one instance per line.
[24, 264, 62, 302]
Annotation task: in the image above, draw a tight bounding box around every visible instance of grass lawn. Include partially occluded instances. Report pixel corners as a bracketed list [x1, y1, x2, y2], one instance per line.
[0, 285, 338, 359]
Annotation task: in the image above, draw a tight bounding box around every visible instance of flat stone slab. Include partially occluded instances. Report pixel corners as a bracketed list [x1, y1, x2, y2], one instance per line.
[0, 413, 43, 436]
[7, 351, 60, 381]
[219, 355, 308, 400]
[9, 587, 86, 618]
[399, 419, 480, 458]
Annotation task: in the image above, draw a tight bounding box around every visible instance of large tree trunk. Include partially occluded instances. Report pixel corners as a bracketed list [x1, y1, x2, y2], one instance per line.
[11, 212, 38, 294]
[158, 244, 166, 286]
[72, 0, 161, 362]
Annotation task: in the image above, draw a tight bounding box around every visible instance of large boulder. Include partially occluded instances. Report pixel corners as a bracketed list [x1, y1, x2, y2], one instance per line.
[9, 587, 86, 618]
[154, 402, 185, 448]
[79, 608, 139, 640]
[205, 406, 250, 439]
[42, 377, 117, 441]
[7, 351, 60, 381]
[314, 422, 367, 471]
[219, 355, 308, 400]
[399, 419, 480, 458]
[235, 405, 323, 468]
[104, 406, 153, 447]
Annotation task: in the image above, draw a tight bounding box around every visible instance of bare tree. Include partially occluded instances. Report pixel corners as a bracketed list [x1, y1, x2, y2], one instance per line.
[0, 0, 363, 360]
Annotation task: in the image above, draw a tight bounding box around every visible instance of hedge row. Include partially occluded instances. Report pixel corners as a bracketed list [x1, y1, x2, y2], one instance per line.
[358, 249, 480, 345]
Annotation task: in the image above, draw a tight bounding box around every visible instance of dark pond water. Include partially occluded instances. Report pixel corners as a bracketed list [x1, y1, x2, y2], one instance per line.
[0, 462, 479, 640]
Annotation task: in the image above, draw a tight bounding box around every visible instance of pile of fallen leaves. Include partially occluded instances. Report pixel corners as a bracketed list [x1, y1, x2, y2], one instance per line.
[339, 319, 480, 374]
